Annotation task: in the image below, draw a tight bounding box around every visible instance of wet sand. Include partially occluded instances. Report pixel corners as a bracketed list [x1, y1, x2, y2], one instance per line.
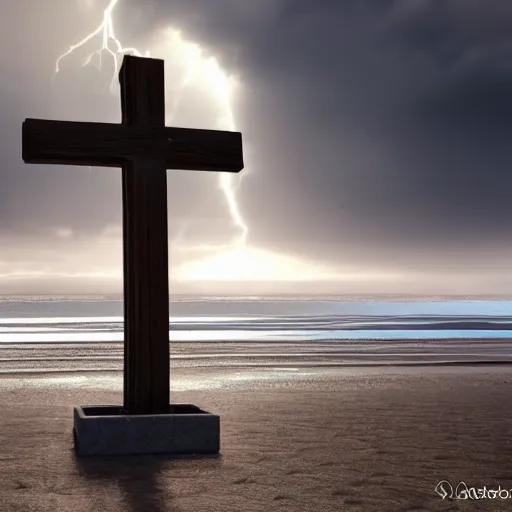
[1, 366, 512, 511]
[2, 339, 512, 375]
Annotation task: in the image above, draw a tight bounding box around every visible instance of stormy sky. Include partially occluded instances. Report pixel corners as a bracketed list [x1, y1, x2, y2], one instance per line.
[2, 0, 512, 295]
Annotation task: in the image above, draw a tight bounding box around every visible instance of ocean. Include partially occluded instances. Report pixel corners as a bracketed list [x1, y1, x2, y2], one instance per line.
[1, 295, 512, 374]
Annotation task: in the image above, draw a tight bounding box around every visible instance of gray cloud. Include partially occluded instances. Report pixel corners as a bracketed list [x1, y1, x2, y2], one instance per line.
[2, 0, 512, 293]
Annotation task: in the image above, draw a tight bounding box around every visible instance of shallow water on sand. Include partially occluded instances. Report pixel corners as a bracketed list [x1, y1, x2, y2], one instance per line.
[0, 296, 511, 372]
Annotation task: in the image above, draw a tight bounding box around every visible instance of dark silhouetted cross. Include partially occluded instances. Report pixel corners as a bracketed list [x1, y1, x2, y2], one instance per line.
[22, 55, 244, 414]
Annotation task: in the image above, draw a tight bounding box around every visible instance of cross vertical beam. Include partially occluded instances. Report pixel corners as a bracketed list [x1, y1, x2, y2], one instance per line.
[120, 57, 169, 414]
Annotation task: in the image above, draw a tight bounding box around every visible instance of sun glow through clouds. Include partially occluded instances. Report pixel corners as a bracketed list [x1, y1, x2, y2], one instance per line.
[174, 246, 402, 283]
[176, 247, 336, 281]
[47, 0, 345, 285]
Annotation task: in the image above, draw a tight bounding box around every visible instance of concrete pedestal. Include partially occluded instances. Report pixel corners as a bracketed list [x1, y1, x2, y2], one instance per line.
[73, 404, 220, 456]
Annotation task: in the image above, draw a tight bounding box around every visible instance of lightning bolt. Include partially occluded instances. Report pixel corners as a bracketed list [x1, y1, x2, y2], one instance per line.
[54, 0, 248, 247]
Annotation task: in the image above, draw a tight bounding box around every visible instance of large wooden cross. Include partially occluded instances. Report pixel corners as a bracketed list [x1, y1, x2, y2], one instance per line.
[22, 55, 244, 414]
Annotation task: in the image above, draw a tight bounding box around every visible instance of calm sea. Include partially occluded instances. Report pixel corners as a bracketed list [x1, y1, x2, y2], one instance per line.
[1, 296, 512, 373]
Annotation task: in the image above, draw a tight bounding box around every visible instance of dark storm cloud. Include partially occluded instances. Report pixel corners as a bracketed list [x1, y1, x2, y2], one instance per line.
[126, 0, 512, 268]
[3, 0, 512, 287]
[181, 0, 512, 269]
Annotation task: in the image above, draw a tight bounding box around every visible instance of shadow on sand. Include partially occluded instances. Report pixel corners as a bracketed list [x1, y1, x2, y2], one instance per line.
[73, 450, 222, 512]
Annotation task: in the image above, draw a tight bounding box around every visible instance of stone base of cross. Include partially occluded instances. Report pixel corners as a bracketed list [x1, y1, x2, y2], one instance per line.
[22, 55, 243, 456]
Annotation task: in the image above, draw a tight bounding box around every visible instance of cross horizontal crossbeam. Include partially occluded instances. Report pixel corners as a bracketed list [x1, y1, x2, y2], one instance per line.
[23, 119, 244, 172]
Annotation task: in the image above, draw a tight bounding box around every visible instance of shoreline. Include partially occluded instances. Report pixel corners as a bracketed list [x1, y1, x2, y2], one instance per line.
[2, 335, 512, 343]
[0, 362, 512, 386]
[3, 339, 512, 377]
[2, 359, 512, 380]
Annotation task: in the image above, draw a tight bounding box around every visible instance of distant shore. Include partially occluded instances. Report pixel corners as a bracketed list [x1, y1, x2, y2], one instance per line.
[3, 293, 512, 301]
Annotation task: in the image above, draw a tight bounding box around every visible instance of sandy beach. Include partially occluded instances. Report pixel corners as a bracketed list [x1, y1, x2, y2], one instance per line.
[0, 366, 511, 511]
